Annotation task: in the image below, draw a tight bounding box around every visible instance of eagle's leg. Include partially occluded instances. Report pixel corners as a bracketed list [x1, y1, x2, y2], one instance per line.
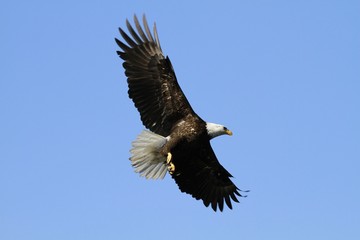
[166, 152, 175, 175]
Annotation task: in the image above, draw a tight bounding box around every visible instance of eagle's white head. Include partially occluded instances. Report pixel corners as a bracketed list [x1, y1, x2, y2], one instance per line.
[206, 122, 233, 139]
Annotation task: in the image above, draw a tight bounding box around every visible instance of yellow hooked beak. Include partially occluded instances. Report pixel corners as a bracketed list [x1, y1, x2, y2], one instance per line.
[225, 129, 233, 136]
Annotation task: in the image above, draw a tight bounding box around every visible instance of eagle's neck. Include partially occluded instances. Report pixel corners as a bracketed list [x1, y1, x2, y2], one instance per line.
[206, 122, 232, 139]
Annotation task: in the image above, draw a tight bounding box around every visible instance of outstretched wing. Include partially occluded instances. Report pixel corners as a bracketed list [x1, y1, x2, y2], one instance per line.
[115, 15, 197, 136]
[171, 138, 243, 211]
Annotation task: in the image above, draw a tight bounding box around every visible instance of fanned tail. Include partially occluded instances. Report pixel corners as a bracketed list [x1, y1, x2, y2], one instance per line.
[130, 130, 168, 179]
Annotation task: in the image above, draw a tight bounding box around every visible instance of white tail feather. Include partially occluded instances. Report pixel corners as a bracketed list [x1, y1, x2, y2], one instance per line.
[130, 130, 168, 179]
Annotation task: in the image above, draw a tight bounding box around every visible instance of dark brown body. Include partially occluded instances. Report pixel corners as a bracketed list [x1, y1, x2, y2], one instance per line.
[160, 114, 206, 155]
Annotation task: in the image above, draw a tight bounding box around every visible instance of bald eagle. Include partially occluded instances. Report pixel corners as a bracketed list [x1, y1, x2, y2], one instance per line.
[115, 15, 246, 211]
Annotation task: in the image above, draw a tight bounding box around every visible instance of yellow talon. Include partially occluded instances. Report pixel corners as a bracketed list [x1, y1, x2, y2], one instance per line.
[166, 152, 175, 174]
[167, 163, 175, 174]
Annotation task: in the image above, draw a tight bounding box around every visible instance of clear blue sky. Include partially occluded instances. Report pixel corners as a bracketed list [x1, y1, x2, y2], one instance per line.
[1, 1, 359, 239]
